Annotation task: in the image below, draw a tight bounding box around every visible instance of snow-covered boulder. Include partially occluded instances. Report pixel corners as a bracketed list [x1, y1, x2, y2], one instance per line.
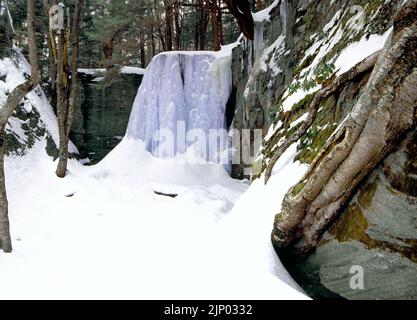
[0, 48, 77, 158]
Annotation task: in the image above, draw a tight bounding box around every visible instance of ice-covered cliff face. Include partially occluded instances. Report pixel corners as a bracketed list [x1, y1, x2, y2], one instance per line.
[126, 51, 233, 164]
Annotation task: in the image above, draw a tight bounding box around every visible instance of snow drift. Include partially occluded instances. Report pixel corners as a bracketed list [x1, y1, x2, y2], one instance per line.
[0, 47, 309, 299]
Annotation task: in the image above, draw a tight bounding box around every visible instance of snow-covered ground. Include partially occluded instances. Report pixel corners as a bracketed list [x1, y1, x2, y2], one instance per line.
[0, 137, 309, 300]
[0, 27, 308, 300]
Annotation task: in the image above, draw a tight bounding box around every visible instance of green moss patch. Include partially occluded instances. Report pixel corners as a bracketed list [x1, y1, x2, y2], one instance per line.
[329, 179, 417, 263]
[291, 181, 306, 197]
[296, 95, 340, 164]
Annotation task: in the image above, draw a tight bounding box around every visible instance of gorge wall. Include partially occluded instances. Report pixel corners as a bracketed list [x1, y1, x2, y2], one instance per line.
[71, 69, 143, 164]
[230, 0, 417, 299]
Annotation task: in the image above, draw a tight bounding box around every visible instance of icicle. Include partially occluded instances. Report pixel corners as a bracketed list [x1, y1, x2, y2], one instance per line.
[280, 0, 288, 36]
[248, 39, 253, 75]
[253, 21, 264, 62]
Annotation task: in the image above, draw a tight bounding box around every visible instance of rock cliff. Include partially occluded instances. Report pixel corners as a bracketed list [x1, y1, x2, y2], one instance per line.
[231, 0, 416, 299]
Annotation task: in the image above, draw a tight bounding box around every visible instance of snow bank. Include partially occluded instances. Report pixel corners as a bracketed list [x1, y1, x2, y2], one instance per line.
[0, 33, 308, 298]
[91, 137, 234, 187]
[120, 66, 146, 75]
[335, 27, 393, 75]
[78, 68, 106, 76]
[0, 137, 308, 299]
[253, 0, 280, 22]
[219, 143, 309, 293]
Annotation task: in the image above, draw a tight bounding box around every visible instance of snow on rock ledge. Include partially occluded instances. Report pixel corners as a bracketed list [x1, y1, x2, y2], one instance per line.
[0, 47, 77, 156]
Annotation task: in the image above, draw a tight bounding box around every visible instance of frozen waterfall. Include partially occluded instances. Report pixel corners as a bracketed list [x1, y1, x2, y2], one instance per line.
[126, 51, 233, 165]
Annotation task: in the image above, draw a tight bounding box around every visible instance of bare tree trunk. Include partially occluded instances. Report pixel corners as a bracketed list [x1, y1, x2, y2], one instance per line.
[224, 0, 254, 40]
[164, 1, 173, 51]
[272, 0, 417, 255]
[55, 31, 69, 178]
[0, 124, 11, 253]
[218, 0, 223, 45]
[256, 0, 264, 11]
[209, 0, 220, 51]
[151, 26, 156, 56]
[140, 38, 146, 68]
[67, 0, 83, 139]
[47, 30, 58, 111]
[194, 9, 199, 50]
[0, 0, 40, 253]
[43, 0, 58, 112]
[173, 0, 181, 50]
[102, 38, 114, 66]
[153, 0, 166, 51]
[56, 0, 84, 178]
[198, 9, 208, 50]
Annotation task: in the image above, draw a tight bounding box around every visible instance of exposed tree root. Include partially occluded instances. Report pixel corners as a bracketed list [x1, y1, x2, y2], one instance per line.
[264, 51, 381, 184]
[272, 0, 417, 255]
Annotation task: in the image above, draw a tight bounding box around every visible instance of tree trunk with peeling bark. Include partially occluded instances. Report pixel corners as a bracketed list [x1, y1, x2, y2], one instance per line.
[55, 0, 84, 178]
[272, 0, 417, 255]
[0, 0, 40, 253]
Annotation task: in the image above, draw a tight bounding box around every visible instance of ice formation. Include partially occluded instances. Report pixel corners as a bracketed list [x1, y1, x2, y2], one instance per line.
[126, 51, 233, 164]
[254, 22, 265, 61]
[280, 0, 288, 36]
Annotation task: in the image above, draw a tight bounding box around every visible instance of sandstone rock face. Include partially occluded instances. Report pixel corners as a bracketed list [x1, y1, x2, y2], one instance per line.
[70, 71, 142, 163]
[231, 0, 416, 299]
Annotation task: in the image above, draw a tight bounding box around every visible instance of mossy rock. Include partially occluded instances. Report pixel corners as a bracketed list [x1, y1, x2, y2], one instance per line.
[5, 102, 59, 158]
